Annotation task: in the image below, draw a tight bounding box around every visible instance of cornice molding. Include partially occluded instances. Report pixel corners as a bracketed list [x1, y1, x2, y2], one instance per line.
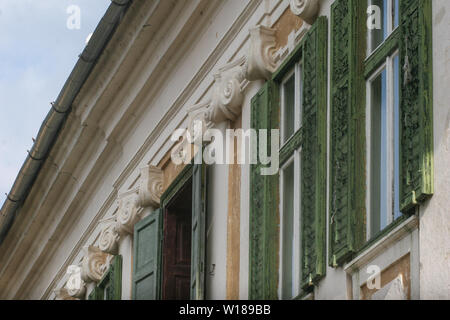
[289, 0, 320, 25]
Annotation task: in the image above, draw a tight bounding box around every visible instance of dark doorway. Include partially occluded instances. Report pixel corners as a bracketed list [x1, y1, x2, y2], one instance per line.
[161, 179, 192, 300]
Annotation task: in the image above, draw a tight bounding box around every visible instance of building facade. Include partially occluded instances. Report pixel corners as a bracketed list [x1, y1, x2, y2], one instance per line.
[0, 0, 449, 300]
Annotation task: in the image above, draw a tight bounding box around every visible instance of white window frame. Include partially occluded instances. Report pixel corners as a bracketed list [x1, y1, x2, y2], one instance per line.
[278, 62, 303, 299]
[366, 50, 400, 240]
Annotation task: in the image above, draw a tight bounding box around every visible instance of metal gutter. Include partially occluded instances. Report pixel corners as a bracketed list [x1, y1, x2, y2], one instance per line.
[0, 0, 132, 245]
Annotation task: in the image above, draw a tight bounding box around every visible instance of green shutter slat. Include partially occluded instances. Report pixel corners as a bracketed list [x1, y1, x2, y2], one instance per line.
[190, 163, 207, 300]
[300, 16, 327, 289]
[132, 209, 163, 300]
[399, 0, 433, 212]
[249, 80, 279, 300]
[329, 0, 365, 267]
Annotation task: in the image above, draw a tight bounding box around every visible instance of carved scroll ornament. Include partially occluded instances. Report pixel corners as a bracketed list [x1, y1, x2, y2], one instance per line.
[81, 246, 113, 283]
[290, 0, 320, 25]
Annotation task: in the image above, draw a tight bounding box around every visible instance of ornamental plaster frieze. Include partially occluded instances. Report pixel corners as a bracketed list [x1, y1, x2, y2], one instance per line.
[289, 0, 320, 25]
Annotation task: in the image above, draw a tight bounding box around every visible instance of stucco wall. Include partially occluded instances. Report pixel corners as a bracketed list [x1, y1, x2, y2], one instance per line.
[419, 0, 450, 300]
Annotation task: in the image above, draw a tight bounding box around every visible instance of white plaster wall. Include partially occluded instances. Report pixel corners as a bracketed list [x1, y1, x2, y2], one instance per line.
[419, 0, 450, 300]
[204, 122, 229, 300]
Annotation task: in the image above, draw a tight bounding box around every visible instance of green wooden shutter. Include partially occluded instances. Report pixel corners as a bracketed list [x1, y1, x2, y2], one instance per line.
[132, 209, 162, 300]
[249, 81, 279, 300]
[399, 0, 433, 212]
[88, 287, 101, 300]
[191, 163, 207, 300]
[300, 16, 327, 289]
[329, 0, 365, 267]
[105, 255, 122, 300]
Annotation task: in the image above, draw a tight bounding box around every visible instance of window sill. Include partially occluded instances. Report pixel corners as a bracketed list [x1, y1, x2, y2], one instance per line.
[344, 215, 418, 273]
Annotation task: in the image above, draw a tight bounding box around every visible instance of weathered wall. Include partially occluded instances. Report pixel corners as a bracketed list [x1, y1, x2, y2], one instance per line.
[419, 0, 450, 300]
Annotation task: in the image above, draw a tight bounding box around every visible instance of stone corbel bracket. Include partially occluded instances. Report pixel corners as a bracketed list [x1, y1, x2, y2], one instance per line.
[98, 217, 120, 255]
[244, 25, 277, 81]
[116, 188, 141, 235]
[81, 245, 113, 283]
[209, 57, 247, 124]
[187, 101, 213, 141]
[138, 165, 163, 208]
[290, 0, 320, 25]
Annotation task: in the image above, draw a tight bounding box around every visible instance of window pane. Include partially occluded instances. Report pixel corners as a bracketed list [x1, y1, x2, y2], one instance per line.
[368, 0, 387, 54]
[281, 162, 294, 299]
[370, 68, 388, 236]
[393, 55, 401, 220]
[283, 74, 295, 143]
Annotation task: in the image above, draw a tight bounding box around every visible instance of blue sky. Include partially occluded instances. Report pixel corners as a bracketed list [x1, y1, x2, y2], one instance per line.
[0, 0, 110, 204]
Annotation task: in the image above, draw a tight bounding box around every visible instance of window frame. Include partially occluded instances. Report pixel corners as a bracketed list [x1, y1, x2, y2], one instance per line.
[365, 50, 400, 239]
[278, 53, 304, 300]
[364, 0, 402, 240]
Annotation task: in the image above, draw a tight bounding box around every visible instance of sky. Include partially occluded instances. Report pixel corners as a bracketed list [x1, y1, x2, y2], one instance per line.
[0, 0, 110, 205]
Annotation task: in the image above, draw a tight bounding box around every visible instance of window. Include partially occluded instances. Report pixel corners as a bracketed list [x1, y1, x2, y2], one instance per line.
[366, 52, 400, 238]
[249, 17, 327, 299]
[279, 64, 303, 299]
[367, 0, 399, 55]
[365, 0, 401, 239]
[330, 0, 432, 267]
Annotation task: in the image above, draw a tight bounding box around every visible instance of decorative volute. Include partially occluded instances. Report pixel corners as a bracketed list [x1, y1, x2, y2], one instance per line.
[289, 0, 320, 25]
[138, 165, 163, 208]
[98, 218, 120, 255]
[244, 25, 277, 81]
[116, 188, 140, 235]
[81, 246, 113, 283]
[209, 57, 247, 123]
[187, 101, 214, 142]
